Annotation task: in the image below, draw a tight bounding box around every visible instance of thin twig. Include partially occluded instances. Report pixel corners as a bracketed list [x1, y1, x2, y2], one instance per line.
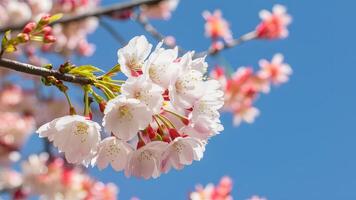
[0, 0, 165, 33]
[133, 14, 186, 54]
[0, 58, 93, 85]
[194, 31, 257, 58]
[99, 19, 127, 46]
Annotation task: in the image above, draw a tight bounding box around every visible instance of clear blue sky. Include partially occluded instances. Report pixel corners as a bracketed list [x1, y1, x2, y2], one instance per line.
[22, 0, 356, 199]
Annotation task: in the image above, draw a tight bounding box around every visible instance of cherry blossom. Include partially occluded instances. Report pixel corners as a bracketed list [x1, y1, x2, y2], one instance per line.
[21, 154, 118, 200]
[140, 0, 180, 20]
[37, 115, 101, 165]
[103, 97, 152, 141]
[190, 176, 233, 200]
[93, 136, 133, 171]
[161, 137, 205, 173]
[143, 42, 179, 89]
[256, 4, 292, 39]
[117, 35, 153, 77]
[210, 54, 292, 126]
[258, 53, 293, 85]
[125, 141, 168, 179]
[122, 75, 164, 114]
[203, 10, 233, 43]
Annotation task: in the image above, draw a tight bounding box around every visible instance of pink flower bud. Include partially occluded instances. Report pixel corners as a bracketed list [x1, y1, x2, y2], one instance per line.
[22, 22, 36, 33]
[44, 34, 56, 43]
[42, 26, 52, 35]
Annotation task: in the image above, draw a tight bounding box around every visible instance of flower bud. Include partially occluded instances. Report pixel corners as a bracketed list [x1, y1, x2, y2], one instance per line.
[44, 34, 56, 43]
[39, 14, 51, 25]
[23, 22, 36, 33]
[42, 26, 52, 35]
[16, 33, 30, 43]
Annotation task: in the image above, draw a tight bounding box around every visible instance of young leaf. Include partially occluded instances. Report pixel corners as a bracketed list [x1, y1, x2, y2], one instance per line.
[49, 13, 63, 23]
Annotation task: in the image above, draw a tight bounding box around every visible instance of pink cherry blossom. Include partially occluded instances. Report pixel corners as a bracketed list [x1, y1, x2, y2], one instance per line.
[203, 10, 233, 43]
[140, 0, 180, 20]
[258, 53, 292, 85]
[256, 4, 292, 39]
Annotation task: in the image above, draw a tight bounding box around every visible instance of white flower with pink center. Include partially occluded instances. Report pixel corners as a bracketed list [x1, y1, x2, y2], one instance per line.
[125, 141, 168, 179]
[122, 75, 164, 114]
[161, 137, 205, 173]
[93, 137, 133, 171]
[143, 42, 179, 89]
[6, 0, 32, 25]
[36, 115, 101, 165]
[117, 35, 152, 77]
[103, 97, 152, 141]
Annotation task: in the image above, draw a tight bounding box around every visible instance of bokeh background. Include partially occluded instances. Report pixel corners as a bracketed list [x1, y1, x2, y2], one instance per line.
[22, 0, 356, 199]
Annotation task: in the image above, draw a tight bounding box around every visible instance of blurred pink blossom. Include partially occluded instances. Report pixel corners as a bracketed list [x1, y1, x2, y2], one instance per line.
[256, 4, 292, 39]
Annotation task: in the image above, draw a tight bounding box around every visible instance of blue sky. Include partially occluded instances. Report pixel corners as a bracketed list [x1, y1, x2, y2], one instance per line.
[21, 0, 356, 199]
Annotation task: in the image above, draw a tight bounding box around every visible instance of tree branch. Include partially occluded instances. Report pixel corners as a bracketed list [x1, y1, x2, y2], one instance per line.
[0, 58, 93, 85]
[99, 19, 127, 46]
[133, 14, 186, 54]
[0, 0, 165, 33]
[194, 31, 257, 58]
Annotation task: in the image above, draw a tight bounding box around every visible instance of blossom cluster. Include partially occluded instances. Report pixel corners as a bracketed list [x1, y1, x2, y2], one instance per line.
[210, 54, 292, 126]
[0, 0, 98, 60]
[0, 153, 117, 200]
[203, 5, 291, 52]
[190, 176, 267, 200]
[37, 35, 224, 179]
[0, 81, 73, 165]
[190, 176, 233, 200]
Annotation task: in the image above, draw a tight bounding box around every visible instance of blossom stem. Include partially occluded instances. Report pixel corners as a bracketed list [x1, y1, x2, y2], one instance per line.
[99, 19, 127, 46]
[156, 114, 176, 129]
[94, 83, 116, 100]
[83, 86, 90, 117]
[163, 109, 189, 122]
[133, 13, 186, 54]
[63, 90, 76, 115]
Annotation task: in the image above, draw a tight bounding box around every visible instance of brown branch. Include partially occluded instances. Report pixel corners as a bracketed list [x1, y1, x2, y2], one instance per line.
[194, 31, 257, 58]
[99, 19, 127, 46]
[0, 58, 92, 85]
[133, 14, 186, 54]
[0, 0, 165, 33]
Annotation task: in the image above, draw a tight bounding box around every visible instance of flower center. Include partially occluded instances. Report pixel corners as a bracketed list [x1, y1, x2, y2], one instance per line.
[139, 150, 153, 161]
[74, 122, 89, 136]
[118, 105, 133, 120]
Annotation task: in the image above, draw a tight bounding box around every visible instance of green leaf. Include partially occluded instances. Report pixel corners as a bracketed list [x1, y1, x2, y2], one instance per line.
[49, 13, 63, 23]
[5, 44, 16, 53]
[2, 30, 10, 47]
[105, 64, 121, 77]
[70, 65, 103, 73]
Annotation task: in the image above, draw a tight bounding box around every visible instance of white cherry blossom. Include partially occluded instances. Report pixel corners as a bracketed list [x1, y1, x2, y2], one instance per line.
[117, 35, 152, 77]
[125, 141, 168, 179]
[92, 137, 133, 171]
[122, 75, 164, 114]
[103, 96, 152, 141]
[143, 42, 179, 89]
[161, 137, 205, 173]
[36, 115, 101, 165]
[6, 0, 32, 25]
